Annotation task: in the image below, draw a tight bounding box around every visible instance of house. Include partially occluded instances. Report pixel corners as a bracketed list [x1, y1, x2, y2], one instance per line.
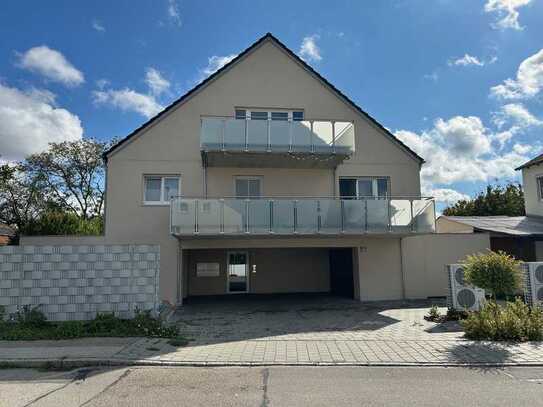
[0, 223, 14, 245]
[436, 153, 543, 261]
[99, 33, 480, 306]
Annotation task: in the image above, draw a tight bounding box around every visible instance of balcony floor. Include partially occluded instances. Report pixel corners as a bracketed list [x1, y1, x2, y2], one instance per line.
[202, 150, 351, 169]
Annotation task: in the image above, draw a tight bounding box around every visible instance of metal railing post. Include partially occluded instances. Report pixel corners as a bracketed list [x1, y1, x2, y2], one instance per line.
[244, 118, 249, 152]
[220, 199, 224, 234]
[267, 118, 271, 152]
[317, 200, 321, 233]
[340, 199, 345, 233]
[194, 200, 199, 234]
[410, 199, 415, 232]
[245, 199, 250, 233]
[310, 121, 314, 153]
[364, 199, 368, 233]
[288, 119, 293, 152]
[293, 200, 297, 234]
[331, 121, 336, 154]
[221, 119, 225, 151]
[388, 199, 392, 232]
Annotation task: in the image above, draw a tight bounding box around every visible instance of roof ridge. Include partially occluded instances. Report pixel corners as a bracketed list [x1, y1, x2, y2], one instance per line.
[103, 32, 424, 164]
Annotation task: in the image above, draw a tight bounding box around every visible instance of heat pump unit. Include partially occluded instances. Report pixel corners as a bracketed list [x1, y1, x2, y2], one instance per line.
[448, 264, 485, 311]
[524, 262, 543, 307]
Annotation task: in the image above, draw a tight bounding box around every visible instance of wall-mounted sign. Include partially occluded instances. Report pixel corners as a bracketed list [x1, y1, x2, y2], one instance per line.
[197, 263, 220, 277]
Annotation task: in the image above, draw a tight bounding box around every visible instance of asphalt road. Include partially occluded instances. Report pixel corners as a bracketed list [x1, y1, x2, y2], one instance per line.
[1, 366, 543, 407]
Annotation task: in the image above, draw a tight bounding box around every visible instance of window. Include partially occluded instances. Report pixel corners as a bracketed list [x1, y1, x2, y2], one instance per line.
[538, 176, 543, 201]
[292, 111, 304, 121]
[144, 176, 180, 205]
[271, 112, 289, 121]
[235, 176, 262, 198]
[235, 109, 246, 119]
[250, 111, 268, 121]
[234, 109, 304, 121]
[339, 177, 389, 199]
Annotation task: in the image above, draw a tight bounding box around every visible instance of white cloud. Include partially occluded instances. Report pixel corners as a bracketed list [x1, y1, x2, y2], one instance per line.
[0, 83, 83, 161]
[95, 79, 110, 90]
[484, 0, 532, 30]
[196, 54, 237, 83]
[448, 54, 484, 67]
[493, 103, 542, 129]
[299, 35, 322, 63]
[490, 49, 543, 99]
[145, 67, 170, 96]
[17, 46, 84, 87]
[92, 20, 105, 32]
[425, 188, 470, 205]
[93, 88, 163, 119]
[395, 116, 532, 194]
[167, 0, 182, 26]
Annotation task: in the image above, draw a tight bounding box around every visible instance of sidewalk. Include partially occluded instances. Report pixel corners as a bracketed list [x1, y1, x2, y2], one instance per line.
[2, 302, 543, 368]
[2, 336, 543, 368]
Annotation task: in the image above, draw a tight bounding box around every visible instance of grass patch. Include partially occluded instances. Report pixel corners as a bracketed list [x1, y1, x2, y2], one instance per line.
[0, 306, 179, 341]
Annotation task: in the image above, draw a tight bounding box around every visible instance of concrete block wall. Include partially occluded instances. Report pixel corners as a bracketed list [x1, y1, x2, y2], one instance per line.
[0, 244, 159, 321]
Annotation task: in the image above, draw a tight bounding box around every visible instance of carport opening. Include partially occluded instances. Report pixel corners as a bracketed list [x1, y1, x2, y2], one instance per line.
[329, 248, 355, 298]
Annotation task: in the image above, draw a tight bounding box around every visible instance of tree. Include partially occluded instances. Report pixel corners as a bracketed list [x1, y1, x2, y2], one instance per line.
[463, 251, 523, 300]
[0, 163, 51, 231]
[0, 139, 110, 235]
[443, 183, 525, 216]
[23, 139, 109, 220]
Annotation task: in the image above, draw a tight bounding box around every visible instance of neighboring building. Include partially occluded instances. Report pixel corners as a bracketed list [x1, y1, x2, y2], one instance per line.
[437, 153, 543, 261]
[102, 33, 441, 305]
[0, 223, 14, 245]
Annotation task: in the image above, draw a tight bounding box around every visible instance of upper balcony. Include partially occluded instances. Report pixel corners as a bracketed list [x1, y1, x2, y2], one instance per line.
[200, 116, 355, 169]
[170, 196, 435, 237]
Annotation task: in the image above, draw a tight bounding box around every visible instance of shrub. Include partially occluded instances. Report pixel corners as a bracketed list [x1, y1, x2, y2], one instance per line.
[0, 309, 180, 340]
[21, 211, 103, 236]
[15, 306, 48, 328]
[462, 299, 543, 341]
[425, 305, 441, 322]
[463, 251, 523, 300]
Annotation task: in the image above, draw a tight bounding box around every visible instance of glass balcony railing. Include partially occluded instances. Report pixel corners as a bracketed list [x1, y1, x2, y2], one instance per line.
[200, 116, 355, 155]
[171, 197, 435, 236]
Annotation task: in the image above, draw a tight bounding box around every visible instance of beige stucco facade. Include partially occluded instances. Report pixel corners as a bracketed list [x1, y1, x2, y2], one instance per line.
[103, 35, 432, 304]
[522, 163, 543, 217]
[435, 217, 475, 234]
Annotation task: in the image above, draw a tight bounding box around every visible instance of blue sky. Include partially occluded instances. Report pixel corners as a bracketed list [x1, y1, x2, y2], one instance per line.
[1, 0, 542, 208]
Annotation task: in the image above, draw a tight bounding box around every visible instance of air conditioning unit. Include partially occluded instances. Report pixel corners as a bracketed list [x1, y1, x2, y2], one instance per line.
[447, 264, 485, 311]
[524, 262, 543, 307]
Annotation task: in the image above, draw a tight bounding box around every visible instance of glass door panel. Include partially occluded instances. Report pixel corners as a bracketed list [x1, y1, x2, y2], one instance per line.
[227, 252, 248, 293]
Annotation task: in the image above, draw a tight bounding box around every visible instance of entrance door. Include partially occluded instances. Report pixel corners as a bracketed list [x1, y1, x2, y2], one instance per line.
[329, 248, 354, 298]
[227, 251, 249, 293]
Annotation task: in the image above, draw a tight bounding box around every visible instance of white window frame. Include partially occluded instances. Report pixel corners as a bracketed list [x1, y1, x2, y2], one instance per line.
[235, 108, 304, 121]
[234, 176, 263, 198]
[143, 175, 181, 206]
[340, 176, 390, 199]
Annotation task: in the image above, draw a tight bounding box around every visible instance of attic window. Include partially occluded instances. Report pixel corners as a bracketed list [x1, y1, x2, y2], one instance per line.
[234, 109, 304, 121]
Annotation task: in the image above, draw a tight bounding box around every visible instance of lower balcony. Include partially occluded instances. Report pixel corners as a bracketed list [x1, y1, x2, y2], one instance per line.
[170, 197, 435, 236]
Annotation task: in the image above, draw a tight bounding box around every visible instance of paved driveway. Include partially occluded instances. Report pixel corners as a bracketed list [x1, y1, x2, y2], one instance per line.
[113, 296, 543, 366]
[172, 296, 461, 344]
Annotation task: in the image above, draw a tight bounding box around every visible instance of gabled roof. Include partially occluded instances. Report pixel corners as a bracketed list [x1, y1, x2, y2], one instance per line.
[516, 153, 543, 171]
[103, 33, 424, 164]
[439, 216, 543, 236]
